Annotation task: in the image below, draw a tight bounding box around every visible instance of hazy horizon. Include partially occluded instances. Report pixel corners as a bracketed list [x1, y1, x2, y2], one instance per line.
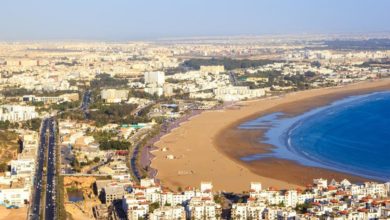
[1, 0, 390, 41]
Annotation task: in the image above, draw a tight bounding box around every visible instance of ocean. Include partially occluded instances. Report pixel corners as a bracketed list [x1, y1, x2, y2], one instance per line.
[239, 91, 390, 181]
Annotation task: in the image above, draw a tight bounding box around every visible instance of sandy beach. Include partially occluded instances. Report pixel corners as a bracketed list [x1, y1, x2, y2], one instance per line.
[150, 79, 390, 193]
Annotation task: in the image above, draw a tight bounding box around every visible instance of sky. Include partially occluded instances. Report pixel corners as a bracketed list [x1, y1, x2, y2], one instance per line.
[0, 0, 390, 41]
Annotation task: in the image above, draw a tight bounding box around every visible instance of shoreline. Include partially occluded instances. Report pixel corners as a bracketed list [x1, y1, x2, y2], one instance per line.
[150, 79, 390, 192]
[240, 91, 390, 182]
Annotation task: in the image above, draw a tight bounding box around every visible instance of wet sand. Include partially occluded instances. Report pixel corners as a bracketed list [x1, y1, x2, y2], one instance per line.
[151, 79, 390, 192]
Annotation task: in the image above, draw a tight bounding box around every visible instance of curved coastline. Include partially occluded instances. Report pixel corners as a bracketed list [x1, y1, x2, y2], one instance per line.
[285, 92, 390, 181]
[214, 79, 390, 187]
[241, 91, 390, 181]
[151, 79, 390, 192]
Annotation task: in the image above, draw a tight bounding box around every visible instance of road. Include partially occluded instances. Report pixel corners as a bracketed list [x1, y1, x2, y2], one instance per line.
[29, 90, 91, 219]
[130, 142, 142, 180]
[129, 128, 150, 180]
[81, 90, 91, 119]
[28, 117, 58, 220]
[44, 118, 57, 220]
[29, 118, 49, 220]
[229, 71, 239, 86]
[131, 102, 154, 117]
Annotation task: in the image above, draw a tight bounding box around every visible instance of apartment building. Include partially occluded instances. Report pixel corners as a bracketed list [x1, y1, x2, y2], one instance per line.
[149, 206, 186, 220]
[144, 71, 165, 86]
[214, 86, 266, 101]
[101, 89, 129, 103]
[187, 197, 222, 220]
[0, 105, 39, 122]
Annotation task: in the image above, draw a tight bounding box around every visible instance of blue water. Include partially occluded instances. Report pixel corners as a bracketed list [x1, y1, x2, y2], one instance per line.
[239, 91, 390, 181]
[67, 190, 84, 203]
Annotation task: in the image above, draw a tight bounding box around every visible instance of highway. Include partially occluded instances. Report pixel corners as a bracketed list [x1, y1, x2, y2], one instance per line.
[30, 90, 90, 219]
[29, 118, 49, 220]
[44, 118, 57, 220]
[28, 117, 58, 220]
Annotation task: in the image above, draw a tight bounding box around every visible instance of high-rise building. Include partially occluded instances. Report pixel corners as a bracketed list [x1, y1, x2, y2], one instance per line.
[144, 71, 165, 86]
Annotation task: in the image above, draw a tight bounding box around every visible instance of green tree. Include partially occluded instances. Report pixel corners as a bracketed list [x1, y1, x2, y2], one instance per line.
[0, 163, 8, 172]
[93, 157, 100, 163]
[149, 202, 160, 213]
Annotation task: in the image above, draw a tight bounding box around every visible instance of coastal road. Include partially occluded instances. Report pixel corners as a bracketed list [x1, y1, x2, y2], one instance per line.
[29, 118, 49, 220]
[130, 143, 142, 180]
[129, 129, 150, 180]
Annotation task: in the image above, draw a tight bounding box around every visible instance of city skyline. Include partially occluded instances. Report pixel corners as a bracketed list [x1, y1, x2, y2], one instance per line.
[1, 0, 390, 41]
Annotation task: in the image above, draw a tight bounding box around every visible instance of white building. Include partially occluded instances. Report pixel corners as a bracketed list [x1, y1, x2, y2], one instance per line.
[0, 186, 30, 207]
[266, 207, 297, 220]
[0, 105, 39, 122]
[101, 89, 129, 103]
[133, 178, 161, 203]
[22, 93, 79, 104]
[144, 71, 165, 86]
[200, 182, 213, 193]
[122, 194, 149, 220]
[313, 178, 328, 189]
[231, 200, 267, 220]
[104, 183, 126, 204]
[250, 182, 262, 193]
[214, 86, 266, 101]
[188, 197, 221, 220]
[10, 159, 35, 177]
[149, 206, 186, 220]
[0, 129, 39, 208]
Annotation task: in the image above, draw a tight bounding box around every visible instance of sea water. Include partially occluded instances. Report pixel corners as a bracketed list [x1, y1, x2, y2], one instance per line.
[239, 91, 390, 181]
